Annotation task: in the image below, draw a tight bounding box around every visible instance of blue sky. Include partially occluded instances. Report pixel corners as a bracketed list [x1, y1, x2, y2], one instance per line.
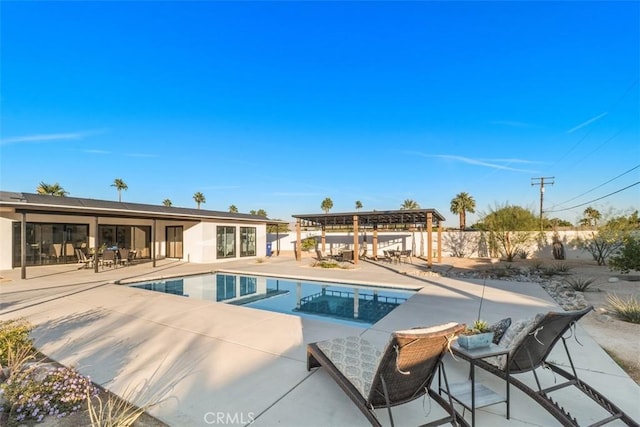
[1, 1, 638, 226]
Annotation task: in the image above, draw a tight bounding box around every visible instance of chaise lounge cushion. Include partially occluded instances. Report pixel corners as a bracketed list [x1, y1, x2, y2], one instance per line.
[489, 313, 545, 369]
[316, 336, 382, 398]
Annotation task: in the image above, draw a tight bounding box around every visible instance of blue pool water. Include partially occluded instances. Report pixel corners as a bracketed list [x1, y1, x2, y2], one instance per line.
[128, 273, 414, 327]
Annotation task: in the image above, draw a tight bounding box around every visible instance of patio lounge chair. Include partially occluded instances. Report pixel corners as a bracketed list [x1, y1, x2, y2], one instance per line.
[467, 306, 637, 426]
[315, 248, 330, 261]
[307, 322, 468, 427]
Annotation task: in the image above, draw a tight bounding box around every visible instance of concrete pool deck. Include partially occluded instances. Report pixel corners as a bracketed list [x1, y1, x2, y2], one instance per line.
[1, 256, 638, 426]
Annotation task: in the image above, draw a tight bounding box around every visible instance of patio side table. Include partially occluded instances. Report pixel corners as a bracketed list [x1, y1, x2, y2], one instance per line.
[441, 342, 510, 427]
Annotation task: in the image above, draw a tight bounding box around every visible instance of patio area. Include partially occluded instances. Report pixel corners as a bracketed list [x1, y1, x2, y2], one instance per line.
[0, 256, 638, 426]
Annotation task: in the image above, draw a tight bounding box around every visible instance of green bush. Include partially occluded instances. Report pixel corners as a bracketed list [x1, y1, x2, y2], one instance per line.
[0, 318, 34, 367]
[607, 294, 640, 324]
[300, 237, 317, 252]
[608, 235, 640, 274]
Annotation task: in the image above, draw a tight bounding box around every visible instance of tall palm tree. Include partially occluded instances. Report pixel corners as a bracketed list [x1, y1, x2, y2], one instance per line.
[321, 197, 333, 214]
[229, 205, 238, 213]
[36, 182, 68, 196]
[450, 192, 476, 230]
[355, 200, 363, 211]
[400, 199, 420, 210]
[162, 199, 173, 207]
[111, 178, 128, 202]
[193, 192, 206, 209]
[583, 206, 601, 228]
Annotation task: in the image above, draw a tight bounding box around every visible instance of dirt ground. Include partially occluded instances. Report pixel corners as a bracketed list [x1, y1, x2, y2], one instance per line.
[437, 256, 640, 384]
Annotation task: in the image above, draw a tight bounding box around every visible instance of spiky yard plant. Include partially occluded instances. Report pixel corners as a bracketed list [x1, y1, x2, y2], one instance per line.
[563, 275, 596, 292]
[607, 294, 640, 324]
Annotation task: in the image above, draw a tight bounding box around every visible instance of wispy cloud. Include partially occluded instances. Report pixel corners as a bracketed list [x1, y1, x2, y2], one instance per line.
[566, 112, 608, 134]
[0, 129, 105, 146]
[488, 120, 532, 128]
[410, 152, 539, 173]
[84, 149, 110, 155]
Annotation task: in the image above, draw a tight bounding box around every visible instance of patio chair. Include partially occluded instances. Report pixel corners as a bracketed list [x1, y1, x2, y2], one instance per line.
[101, 249, 116, 268]
[307, 322, 468, 427]
[75, 249, 92, 269]
[118, 248, 130, 266]
[468, 306, 637, 426]
[315, 248, 330, 261]
[399, 249, 413, 264]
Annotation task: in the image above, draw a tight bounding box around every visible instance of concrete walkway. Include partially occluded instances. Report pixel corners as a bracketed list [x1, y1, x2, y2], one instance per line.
[1, 256, 638, 426]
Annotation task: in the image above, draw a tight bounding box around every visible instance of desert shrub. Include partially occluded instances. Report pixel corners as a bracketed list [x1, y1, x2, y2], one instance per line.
[607, 294, 640, 324]
[301, 237, 317, 252]
[0, 318, 34, 367]
[517, 249, 529, 259]
[563, 275, 596, 292]
[554, 262, 573, 274]
[529, 261, 545, 273]
[1, 365, 98, 424]
[608, 235, 640, 274]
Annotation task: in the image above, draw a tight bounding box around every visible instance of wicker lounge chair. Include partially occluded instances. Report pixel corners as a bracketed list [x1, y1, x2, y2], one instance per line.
[466, 306, 638, 426]
[307, 322, 468, 427]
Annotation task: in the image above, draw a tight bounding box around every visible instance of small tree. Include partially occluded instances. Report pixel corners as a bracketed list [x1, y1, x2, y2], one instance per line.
[609, 235, 640, 274]
[575, 211, 639, 266]
[480, 204, 538, 261]
[355, 200, 363, 211]
[229, 205, 238, 213]
[321, 197, 333, 214]
[162, 199, 173, 207]
[193, 192, 206, 209]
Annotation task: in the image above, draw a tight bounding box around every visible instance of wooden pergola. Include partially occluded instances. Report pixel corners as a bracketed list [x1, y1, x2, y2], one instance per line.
[292, 209, 446, 266]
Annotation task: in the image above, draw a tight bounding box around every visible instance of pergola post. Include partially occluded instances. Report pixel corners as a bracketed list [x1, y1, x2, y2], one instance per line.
[321, 227, 326, 254]
[437, 222, 443, 263]
[372, 225, 378, 260]
[20, 212, 26, 280]
[427, 212, 433, 267]
[353, 215, 359, 265]
[94, 216, 99, 273]
[295, 219, 302, 262]
[152, 219, 156, 267]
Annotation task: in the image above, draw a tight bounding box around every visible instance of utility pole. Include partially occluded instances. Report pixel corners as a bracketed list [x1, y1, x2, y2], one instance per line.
[531, 177, 554, 231]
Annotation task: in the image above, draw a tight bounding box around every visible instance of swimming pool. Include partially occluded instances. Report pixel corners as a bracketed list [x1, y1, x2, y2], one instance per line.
[128, 273, 414, 327]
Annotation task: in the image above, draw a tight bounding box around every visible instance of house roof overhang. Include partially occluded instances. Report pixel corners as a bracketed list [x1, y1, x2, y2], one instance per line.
[0, 191, 272, 224]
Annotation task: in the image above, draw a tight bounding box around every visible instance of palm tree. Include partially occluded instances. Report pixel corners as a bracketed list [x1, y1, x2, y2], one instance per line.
[193, 192, 206, 209]
[355, 200, 363, 211]
[36, 182, 68, 196]
[450, 192, 476, 230]
[400, 199, 420, 210]
[162, 199, 173, 207]
[321, 197, 333, 214]
[583, 206, 601, 228]
[229, 205, 238, 213]
[111, 178, 128, 202]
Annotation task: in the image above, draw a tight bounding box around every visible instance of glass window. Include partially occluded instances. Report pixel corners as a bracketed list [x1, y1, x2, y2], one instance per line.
[216, 274, 236, 301]
[240, 276, 257, 296]
[216, 226, 236, 258]
[98, 225, 151, 258]
[240, 227, 256, 257]
[12, 222, 89, 267]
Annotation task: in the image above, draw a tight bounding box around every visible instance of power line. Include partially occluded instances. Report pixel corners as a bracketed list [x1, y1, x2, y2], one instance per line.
[544, 181, 640, 213]
[550, 163, 640, 209]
